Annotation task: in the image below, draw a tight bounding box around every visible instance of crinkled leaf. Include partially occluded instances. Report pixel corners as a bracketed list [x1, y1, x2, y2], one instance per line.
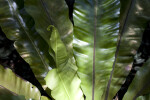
[73, 0, 120, 100]
[45, 26, 84, 100]
[0, 65, 41, 100]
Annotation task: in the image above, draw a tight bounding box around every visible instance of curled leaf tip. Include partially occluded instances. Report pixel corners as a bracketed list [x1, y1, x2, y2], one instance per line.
[47, 25, 54, 31]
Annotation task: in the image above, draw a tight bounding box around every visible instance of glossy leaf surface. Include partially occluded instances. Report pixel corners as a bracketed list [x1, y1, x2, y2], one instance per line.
[106, 0, 150, 100]
[0, 65, 41, 100]
[0, 0, 54, 84]
[73, 0, 120, 100]
[45, 26, 84, 100]
[1, 0, 150, 99]
[24, 0, 73, 57]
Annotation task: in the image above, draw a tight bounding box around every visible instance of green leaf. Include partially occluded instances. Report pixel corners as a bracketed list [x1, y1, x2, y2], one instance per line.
[0, 86, 26, 100]
[104, 0, 150, 99]
[73, 0, 120, 100]
[41, 96, 49, 100]
[123, 58, 150, 100]
[0, 0, 54, 84]
[24, 0, 73, 57]
[0, 65, 41, 100]
[136, 94, 150, 100]
[45, 26, 84, 100]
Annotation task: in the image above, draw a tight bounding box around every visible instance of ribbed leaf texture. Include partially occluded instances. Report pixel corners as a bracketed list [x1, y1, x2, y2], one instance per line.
[1, 0, 150, 100]
[0, 0, 54, 84]
[73, 0, 120, 100]
[0, 65, 41, 99]
[45, 26, 84, 100]
[107, 0, 150, 100]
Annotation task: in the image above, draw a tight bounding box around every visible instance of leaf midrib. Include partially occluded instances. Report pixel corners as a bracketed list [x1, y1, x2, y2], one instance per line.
[7, 0, 49, 71]
[104, 0, 135, 100]
[54, 31, 71, 100]
[92, 0, 98, 100]
[39, 0, 54, 25]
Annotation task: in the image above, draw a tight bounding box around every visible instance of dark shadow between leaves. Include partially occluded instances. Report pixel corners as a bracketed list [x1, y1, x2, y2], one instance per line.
[0, 27, 52, 99]
[114, 22, 150, 100]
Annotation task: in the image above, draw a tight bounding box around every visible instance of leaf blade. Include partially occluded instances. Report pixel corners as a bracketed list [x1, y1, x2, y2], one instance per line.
[73, 0, 120, 99]
[0, 0, 54, 84]
[0, 65, 41, 100]
[45, 26, 84, 100]
[105, 0, 150, 99]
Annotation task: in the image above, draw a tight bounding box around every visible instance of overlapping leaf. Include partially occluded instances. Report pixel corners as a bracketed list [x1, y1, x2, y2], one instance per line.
[24, 0, 73, 56]
[0, 86, 26, 100]
[104, 0, 150, 100]
[1, 0, 150, 100]
[0, 0, 54, 84]
[45, 26, 84, 100]
[24, 0, 84, 99]
[73, 0, 120, 100]
[0, 65, 41, 100]
[123, 59, 150, 100]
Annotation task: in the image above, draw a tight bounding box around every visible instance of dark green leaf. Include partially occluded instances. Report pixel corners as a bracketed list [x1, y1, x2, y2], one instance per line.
[105, 0, 150, 99]
[0, 86, 26, 100]
[0, 0, 54, 84]
[24, 0, 74, 57]
[123, 58, 150, 100]
[73, 0, 120, 100]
